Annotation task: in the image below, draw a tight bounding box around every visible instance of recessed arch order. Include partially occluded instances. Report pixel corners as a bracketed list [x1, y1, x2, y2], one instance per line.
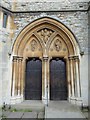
[11, 17, 81, 104]
[12, 17, 80, 57]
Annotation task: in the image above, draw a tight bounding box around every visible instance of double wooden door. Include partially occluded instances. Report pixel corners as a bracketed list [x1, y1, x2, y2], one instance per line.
[25, 57, 67, 100]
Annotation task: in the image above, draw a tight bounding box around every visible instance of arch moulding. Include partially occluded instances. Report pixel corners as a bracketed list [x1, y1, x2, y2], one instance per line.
[11, 17, 82, 105]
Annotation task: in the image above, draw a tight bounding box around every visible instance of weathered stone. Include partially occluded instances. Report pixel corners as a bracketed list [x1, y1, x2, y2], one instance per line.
[38, 112, 44, 118]
[0, 1, 89, 107]
[22, 112, 37, 118]
[7, 112, 24, 118]
[12, 11, 88, 53]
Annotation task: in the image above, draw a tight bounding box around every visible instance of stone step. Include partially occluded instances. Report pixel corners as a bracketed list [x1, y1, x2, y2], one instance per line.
[11, 104, 45, 112]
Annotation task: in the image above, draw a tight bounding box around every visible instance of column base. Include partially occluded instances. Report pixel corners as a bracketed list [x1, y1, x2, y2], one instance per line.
[42, 96, 49, 106]
[69, 97, 82, 106]
[10, 95, 23, 104]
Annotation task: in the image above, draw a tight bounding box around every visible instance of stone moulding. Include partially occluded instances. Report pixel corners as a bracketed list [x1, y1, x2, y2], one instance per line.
[10, 17, 82, 105]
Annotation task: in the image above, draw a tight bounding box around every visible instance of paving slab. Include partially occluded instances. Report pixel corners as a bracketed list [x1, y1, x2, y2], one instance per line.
[38, 112, 44, 118]
[0, 110, 2, 116]
[45, 101, 86, 118]
[7, 112, 24, 118]
[2, 111, 11, 117]
[12, 100, 45, 112]
[22, 112, 37, 118]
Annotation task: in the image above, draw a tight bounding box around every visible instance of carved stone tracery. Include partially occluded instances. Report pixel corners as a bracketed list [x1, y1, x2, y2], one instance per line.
[38, 28, 53, 43]
[30, 39, 38, 51]
[12, 18, 81, 105]
[54, 39, 62, 52]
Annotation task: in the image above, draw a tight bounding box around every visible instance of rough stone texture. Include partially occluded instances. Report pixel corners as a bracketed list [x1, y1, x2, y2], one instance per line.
[0, 34, 2, 106]
[13, 11, 88, 53]
[14, 2, 88, 11]
[88, 4, 90, 53]
[88, 3, 90, 109]
[80, 54, 88, 106]
[0, 1, 89, 11]
[0, 0, 12, 10]
[0, 27, 11, 105]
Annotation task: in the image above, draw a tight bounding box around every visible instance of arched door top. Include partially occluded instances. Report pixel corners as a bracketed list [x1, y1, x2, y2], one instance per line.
[11, 17, 81, 104]
[12, 17, 80, 57]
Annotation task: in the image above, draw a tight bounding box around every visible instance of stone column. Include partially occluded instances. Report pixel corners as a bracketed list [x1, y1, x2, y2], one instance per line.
[11, 56, 23, 104]
[17, 57, 23, 96]
[21, 59, 26, 97]
[74, 56, 81, 98]
[11, 56, 17, 97]
[66, 58, 72, 100]
[69, 56, 75, 97]
[47, 58, 50, 101]
[15, 58, 18, 95]
[42, 57, 48, 104]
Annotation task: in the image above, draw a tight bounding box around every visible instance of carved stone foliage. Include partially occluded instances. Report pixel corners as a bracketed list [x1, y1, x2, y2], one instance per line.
[54, 39, 62, 52]
[38, 28, 54, 43]
[30, 39, 38, 51]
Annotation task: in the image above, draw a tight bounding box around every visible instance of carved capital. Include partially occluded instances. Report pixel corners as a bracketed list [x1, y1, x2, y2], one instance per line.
[68, 56, 74, 60]
[43, 56, 48, 61]
[13, 56, 18, 62]
[18, 56, 23, 62]
[68, 55, 79, 62]
[13, 56, 23, 62]
[73, 56, 79, 62]
[73, 56, 79, 59]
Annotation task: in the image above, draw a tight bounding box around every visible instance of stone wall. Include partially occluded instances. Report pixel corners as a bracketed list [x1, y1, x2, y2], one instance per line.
[14, 2, 88, 11]
[0, 10, 13, 106]
[0, 28, 12, 105]
[88, 3, 90, 53]
[13, 11, 88, 53]
[0, 0, 12, 10]
[0, 1, 89, 11]
[88, 2, 90, 108]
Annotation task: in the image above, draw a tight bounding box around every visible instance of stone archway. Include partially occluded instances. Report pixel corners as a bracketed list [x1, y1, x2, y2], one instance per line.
[11, 17, 81, 105]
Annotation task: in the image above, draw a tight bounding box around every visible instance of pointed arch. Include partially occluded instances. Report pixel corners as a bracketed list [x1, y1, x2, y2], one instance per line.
[12, 17, 80, 56]
[11, 17, 81, 104]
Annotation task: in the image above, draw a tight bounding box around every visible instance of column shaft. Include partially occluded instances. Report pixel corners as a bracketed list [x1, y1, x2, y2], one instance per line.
[67, 59, 71, 98]
[43, 57, 48, 103]
[18, 57, 23, 96]
[21, 59, 26, 96]
[69, 57, 75, 97]
[74, 57, 81, 97]
[11, 56, 17, 96]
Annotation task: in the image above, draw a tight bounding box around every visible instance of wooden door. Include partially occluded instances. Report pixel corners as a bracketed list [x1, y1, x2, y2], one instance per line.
[50, 58, 68, 100]
[25, 58, 42, 100]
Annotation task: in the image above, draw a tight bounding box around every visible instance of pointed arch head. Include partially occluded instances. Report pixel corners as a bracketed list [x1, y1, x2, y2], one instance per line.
[12, 17, 80, 57]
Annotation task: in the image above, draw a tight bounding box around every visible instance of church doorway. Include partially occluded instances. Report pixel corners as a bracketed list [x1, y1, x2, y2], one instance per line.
[50, 58, 68, 100]
[25, 58, 42, 100]
[11, 17, 81, 105]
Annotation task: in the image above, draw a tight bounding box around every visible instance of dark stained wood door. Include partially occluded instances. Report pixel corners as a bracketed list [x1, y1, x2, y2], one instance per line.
[25, 58, 42, 100]
[50, 58, 68, 100]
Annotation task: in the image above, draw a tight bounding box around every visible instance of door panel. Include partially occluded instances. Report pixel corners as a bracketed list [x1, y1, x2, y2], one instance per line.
[25, 58, 42, 100]
[50, 58, 68, 100]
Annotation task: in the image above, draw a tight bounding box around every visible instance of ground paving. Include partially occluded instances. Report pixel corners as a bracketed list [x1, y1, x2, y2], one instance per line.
[45, 101, 87, 119]
[0, 100, 88, 119]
